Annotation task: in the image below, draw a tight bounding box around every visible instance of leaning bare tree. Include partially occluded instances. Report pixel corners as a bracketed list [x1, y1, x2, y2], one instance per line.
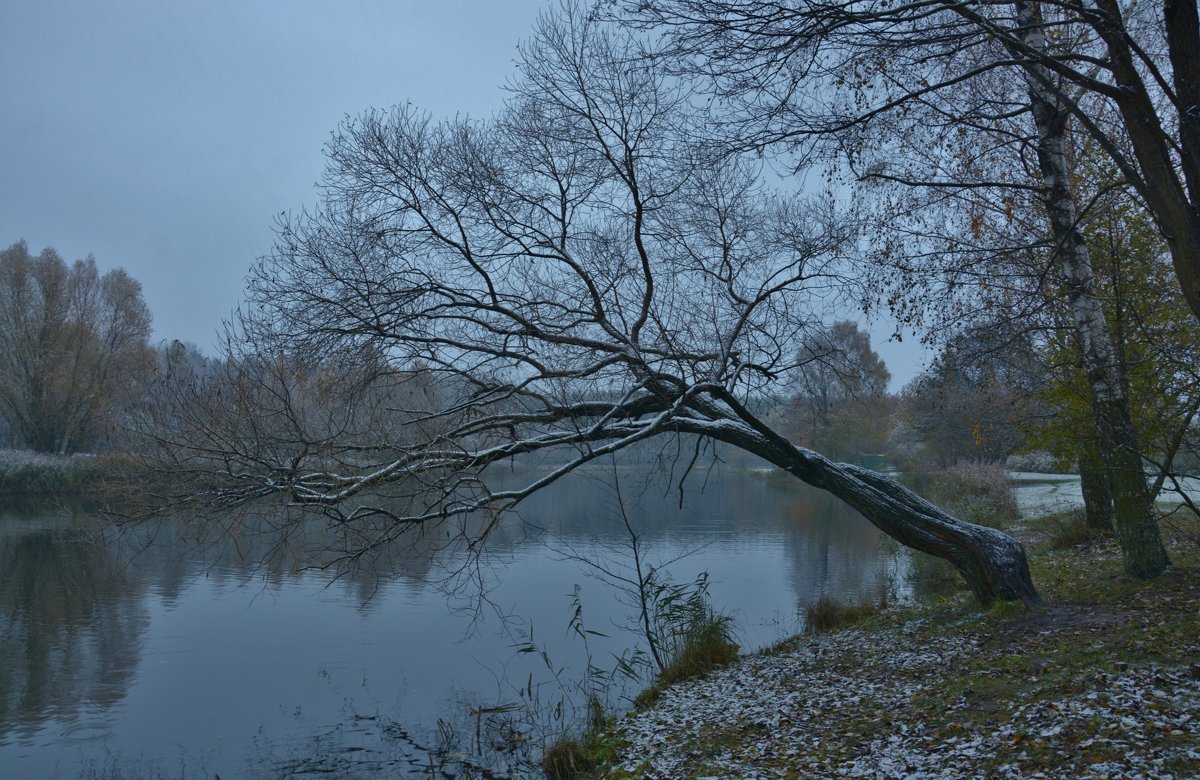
[151, 8, 1037, 606]
[622, 0, 1175, 578]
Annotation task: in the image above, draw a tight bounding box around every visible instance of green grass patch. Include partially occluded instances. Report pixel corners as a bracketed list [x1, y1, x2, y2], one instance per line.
[541, 734, 595, 780]
[541, 700, 626, 780]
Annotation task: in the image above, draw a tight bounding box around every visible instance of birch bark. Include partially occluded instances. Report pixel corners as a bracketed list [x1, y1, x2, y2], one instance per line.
[1016, 0, 1170, 577]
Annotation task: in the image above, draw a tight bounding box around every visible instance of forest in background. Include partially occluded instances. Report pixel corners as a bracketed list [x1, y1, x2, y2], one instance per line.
[3, 235, 1197, 507]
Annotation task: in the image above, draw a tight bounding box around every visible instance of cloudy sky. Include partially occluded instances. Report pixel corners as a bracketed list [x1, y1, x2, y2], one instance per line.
[1, 0, 929, 386]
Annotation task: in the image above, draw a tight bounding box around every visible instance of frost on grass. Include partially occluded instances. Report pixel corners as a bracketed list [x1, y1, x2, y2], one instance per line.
[0, 448, 125, 493]
[0, 449, 85, 486]
[604, 625, 1200, 779]
[0, 449, 71, 472]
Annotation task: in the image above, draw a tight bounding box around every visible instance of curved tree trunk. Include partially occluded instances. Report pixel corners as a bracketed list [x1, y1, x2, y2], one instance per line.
[694, 410, 1041, 608]
[789, 451, 1038, 608]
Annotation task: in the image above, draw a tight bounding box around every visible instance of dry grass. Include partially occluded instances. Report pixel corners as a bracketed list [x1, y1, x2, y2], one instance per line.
[1043, 508, 1113, 549]
[907, 462, 1021, 528]
[804, 592, 889, 633]
[541, 735, 594, 780]
[634, 602, 739, 709]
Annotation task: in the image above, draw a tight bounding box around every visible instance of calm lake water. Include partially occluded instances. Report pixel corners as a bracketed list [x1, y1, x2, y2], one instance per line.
[1, 466, 908, 778]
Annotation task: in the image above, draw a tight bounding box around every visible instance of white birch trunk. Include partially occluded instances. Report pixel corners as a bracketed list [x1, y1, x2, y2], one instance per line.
[1015, 0, 1170, 577]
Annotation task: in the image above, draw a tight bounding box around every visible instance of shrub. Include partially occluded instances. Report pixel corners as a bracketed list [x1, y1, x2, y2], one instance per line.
[540, 698, 612, 780]
[804, 592, 888, 633]
[635, 582, 738, 708]
[912, 462, 1021, 528]
[0, 449, 137, 495]
[1004, 450, 1062, 474]
[655, 606, 739, 689]
[1045, 509, 1112, 549]
[541, 735, 593, 780]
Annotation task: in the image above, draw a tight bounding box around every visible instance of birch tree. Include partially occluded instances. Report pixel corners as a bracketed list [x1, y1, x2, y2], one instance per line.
[1031, 184, 1200, 531]
[625, 0, 1175, 577]
[1018, 0, 1168, 575]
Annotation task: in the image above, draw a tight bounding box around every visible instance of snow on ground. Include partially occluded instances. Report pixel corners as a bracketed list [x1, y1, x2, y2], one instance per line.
[604, 622, 1200, 779]
[599, 475, 1200, 779]
[1010, 471, 1200, 518]
[1009, 472, 1085, 518]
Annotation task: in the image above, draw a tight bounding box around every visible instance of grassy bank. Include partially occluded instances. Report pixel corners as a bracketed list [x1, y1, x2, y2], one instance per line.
[586, 510, 1200, 778]
[0, 449, 140, 497]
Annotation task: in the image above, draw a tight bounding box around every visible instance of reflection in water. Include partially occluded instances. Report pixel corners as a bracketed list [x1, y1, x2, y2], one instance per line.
[0, 517, 147, 741]
[508, 467, 899, 618]
[782, 485, 899, 608]
[0, 466, 905, 778]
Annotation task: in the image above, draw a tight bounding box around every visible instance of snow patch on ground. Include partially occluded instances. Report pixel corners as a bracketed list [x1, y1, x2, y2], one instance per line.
[1010, 472, 1085, 518]
[1009, 471, 1200, 518]
[605, 625, 1200, 779]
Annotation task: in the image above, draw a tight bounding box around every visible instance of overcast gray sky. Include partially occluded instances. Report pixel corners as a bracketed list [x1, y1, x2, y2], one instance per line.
[0, 0, 929, 387]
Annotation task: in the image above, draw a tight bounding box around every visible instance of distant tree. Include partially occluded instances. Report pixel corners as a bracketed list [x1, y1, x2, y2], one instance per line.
[788, 321, 892, 462]
[899, 327, 1041, 468]
[142, 340, 451, 502]
[156, 340, 211, 379]
[149, 9, 1038, 606]
[0, 241, 153, 453]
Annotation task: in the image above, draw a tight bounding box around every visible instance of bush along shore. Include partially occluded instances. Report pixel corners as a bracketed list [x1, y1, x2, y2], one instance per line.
[581, 509, 1200, 779]
[0, 449, 139, 498]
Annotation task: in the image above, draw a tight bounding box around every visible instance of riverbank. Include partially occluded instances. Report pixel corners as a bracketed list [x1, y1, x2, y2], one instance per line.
[0, 449, 138, 497]
[590, 512, 1200, 778]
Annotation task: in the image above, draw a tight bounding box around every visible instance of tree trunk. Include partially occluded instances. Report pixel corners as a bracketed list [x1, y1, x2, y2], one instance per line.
[1079, 437, 1114, 531]
[836, 463, 1039, 607]
[694, 407, 1041, 607]
[1016, 0, 1170, 579]
[1093, 399, 1173, 574]
[1089, 0, 1200, 325]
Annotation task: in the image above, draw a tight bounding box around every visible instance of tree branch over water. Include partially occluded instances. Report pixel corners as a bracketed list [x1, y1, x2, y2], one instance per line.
[144, 5, 1038, 607]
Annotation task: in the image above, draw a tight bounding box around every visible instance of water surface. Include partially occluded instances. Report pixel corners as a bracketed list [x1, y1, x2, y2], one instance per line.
[0, 466, 904, 778]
